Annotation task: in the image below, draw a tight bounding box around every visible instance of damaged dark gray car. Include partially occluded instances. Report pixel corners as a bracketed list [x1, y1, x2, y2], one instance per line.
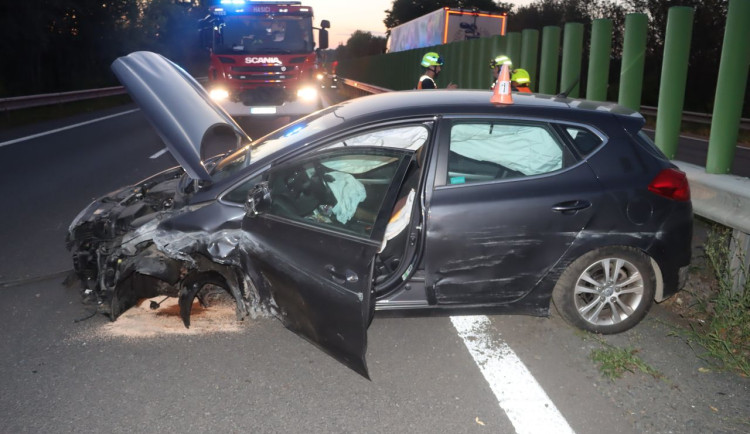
[67, 51, 692, 377]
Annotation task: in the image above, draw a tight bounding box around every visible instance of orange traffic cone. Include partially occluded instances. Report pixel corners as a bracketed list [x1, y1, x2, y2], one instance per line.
[490, 63, 513, 105]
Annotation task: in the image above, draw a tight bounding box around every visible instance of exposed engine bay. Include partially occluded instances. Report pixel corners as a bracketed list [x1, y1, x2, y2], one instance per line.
[66, 166, 267, 327]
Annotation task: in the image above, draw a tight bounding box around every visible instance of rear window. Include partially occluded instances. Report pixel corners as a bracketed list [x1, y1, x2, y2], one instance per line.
[561, 125, 603, 155]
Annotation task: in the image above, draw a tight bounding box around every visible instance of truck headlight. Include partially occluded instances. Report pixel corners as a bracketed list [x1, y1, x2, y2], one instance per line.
[209, 88, 229, 101]
[297, 87, 318, 102]
[316, 73, 324, 81]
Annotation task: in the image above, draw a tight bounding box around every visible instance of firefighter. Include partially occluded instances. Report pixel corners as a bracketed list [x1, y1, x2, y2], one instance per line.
[511, 68, 532, 93]
[489, 54, 512, 89]
[417, 52, 457, 89]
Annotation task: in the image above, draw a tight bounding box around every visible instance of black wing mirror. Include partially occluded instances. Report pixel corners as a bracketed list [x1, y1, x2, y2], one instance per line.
[245, 182, 271, 217]
[318, 28, 329, 50]
[318, 20, 330, 50]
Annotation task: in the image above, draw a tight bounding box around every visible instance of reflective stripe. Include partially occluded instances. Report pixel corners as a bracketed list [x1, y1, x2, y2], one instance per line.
[417, 75, 436, 89]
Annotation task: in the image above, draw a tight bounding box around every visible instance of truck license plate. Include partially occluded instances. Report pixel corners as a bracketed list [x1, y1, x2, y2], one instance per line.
[250, 107, 277, 114]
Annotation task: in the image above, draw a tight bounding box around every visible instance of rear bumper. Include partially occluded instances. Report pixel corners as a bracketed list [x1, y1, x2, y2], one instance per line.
[650, 204, 693, 300]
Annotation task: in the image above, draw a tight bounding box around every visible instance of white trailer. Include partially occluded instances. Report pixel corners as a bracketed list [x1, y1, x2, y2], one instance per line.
[387, 7, 507, 53]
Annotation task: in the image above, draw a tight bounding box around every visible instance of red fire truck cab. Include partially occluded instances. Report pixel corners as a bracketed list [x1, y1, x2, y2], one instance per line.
[199, 0, 330, 116]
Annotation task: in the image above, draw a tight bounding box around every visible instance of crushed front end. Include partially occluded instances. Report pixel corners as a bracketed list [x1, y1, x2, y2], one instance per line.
[66, 167, 263, 326]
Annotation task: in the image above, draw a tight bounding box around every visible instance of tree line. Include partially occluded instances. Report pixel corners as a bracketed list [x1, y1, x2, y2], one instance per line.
[0, 0, 207, 98]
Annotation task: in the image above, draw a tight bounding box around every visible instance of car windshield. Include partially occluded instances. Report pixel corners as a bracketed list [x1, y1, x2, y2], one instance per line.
[210, 106, 343, 182]
[214, 14, 314, 55]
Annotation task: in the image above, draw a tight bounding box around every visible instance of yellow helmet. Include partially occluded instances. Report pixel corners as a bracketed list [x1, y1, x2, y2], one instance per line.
[511, 68, 530, 85]
[421, 52, 444, 68]
[489, 55, 512, 69]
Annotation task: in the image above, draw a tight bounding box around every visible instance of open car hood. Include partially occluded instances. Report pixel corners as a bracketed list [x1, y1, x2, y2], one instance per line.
[112, 51, 251, 181]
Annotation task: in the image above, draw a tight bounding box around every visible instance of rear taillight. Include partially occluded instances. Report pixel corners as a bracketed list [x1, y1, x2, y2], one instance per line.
[648, 168, 690, 201]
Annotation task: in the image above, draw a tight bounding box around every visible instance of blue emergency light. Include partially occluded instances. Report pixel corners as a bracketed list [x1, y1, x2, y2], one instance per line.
[219, 0, 303, 4]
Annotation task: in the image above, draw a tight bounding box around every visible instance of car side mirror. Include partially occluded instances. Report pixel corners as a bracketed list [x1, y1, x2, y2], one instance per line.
[245, 182, 271, 217]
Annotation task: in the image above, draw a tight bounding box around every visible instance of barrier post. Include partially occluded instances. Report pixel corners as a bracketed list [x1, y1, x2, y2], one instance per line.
[730, 230, 750, 295]
[521, 29, 540, 91]
[707, 0, 750, 174]
[586, 19, 613, 102]
[467, 37, 484, 89]
[507, 32, 522, 67]
[538, 26, 561, 95]
[618, 13, 648, 111]
[476, 36, 492, 89]
[655, 7, 694, 159]
[560, 23, 584, 98]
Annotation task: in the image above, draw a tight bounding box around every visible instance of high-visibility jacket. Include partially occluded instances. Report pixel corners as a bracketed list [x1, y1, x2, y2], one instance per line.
[417, 75, 436, 89]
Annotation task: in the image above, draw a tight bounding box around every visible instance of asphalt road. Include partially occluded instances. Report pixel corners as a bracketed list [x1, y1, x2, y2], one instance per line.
[0, 97, 748, 433]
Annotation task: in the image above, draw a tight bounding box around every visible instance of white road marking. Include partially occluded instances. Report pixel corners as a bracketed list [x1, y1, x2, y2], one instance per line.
[451, 315, 575, 434]
[0, 109, 140, 148]
[150, 148, 169, 159]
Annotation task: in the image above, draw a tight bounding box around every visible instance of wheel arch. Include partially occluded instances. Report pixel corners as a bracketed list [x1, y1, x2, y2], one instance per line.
[554, 244, 665, 303]
[550, 244, 658, 334]
[520, 240, 663, 315]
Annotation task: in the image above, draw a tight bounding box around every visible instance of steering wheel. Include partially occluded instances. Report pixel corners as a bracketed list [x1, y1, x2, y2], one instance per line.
[284, 168, 311, 198]
[311, 162, 338, 206]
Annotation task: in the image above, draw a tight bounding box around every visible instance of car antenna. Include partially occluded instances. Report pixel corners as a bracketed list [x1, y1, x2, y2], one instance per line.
[557, 76, 580, 98]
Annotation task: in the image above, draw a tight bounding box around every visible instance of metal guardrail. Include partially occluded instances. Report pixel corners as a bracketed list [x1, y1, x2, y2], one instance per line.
[675, 161, 750, 234]
[640, 105, 750, 130]
[675, 161, 750, 293]
[0, 87, 127, 111]
[339, 78, 391, 95]
[0, 77, 209, 112]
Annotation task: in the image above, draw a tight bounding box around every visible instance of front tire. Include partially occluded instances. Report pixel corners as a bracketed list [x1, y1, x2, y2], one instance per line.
[552, 247, 655, 334]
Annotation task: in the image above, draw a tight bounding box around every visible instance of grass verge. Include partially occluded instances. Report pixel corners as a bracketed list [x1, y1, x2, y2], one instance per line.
[586, 334, 663, 381]
[681, 226, 750, 377]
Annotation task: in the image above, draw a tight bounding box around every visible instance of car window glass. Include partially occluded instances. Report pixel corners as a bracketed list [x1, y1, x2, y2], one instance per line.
[223, 174, 263, 203]
[563, 126, 603, 155]
[447, 122, 567, 185]
[325, 125, 429, 151]
[210, 106, 342, 182]
[267, 149, 407, 238]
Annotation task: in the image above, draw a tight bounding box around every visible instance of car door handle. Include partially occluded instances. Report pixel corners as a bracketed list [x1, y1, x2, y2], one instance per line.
[325, 265, 359, 284]
[552, 200, 592, 213]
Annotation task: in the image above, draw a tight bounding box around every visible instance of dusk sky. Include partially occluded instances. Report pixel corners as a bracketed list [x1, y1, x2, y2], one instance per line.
[302, 0, 393, 47]
[302, 1, 535, 48]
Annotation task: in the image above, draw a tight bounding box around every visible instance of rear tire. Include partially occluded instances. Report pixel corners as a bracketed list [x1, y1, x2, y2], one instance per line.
[552, 247, 655, 334]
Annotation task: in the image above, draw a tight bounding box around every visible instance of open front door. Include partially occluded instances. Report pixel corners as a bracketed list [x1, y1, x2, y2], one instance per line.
[241, 147, 414, 378]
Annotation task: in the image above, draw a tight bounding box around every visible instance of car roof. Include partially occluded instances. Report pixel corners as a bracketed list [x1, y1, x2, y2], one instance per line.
[332, 90, 645, 133]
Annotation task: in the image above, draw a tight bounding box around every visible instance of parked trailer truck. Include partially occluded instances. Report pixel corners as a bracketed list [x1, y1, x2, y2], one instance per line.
[199, 0, 330, 116]
[387, 7, 507, 53]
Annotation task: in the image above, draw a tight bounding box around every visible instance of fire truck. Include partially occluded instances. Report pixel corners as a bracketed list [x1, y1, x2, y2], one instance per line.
[199, 0, 330, 116]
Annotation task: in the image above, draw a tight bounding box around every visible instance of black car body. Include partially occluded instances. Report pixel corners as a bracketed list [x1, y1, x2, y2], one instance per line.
[67, 52, 692, 377]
